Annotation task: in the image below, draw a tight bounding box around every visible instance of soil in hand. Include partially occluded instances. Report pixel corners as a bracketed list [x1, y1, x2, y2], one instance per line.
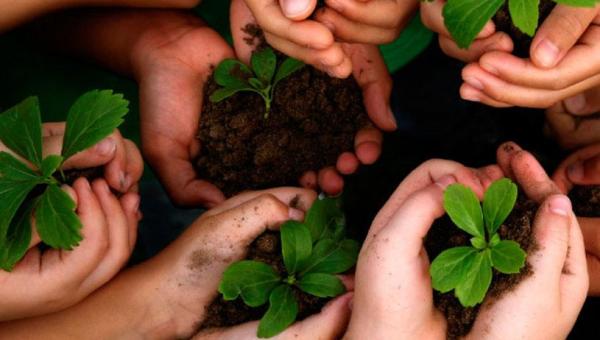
[569, 185, 600, 217]
[199, 231, 328, 330]
[424, 194, 538, 339]
[493, 0, 555, 57]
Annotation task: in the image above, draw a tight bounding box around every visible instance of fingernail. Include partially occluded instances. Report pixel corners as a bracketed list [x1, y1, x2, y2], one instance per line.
[435, 175, 457, 189]
[481, 61, 499, 76]
[534, 39, 559, 68]
[132, 195, 141, 212]
[461, 87, 481, 102]
[564, 94, 586, 114]
[289, 207, 305, 221]
[464, 77, 484, 90]
[567, 161, 584, 181]
[548, 195, 572, 217]
[281, 0, 312, 17]
[96, 138, 116, 157]
[387, 107, 398, 129]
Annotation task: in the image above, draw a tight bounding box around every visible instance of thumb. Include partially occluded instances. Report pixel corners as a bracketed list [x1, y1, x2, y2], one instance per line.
[531, 4, 598, 68]
[279, 0, 317, 21]
[563, 86, 600, 116]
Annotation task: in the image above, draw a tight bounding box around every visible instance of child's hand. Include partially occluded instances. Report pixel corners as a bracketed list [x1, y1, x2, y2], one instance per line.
[0, 178, 140, 321]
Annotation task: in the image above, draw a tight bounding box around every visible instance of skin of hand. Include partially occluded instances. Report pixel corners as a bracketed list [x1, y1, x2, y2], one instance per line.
[553, 143, 600, 295]
[0, 188, 352, 340]
[231, 0, 395, 195]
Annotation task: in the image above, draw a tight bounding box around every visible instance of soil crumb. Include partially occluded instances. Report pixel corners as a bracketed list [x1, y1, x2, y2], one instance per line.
[569, 186, 600, 217]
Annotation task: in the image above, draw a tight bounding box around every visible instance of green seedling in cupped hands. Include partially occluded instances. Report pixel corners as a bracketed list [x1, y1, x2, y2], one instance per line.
[218, 197, 360, 338]
[436, 0, 600, 49]
[430, 178, 527, 307]
[209, 47, 305, 118]
[0, 90, 128, 271]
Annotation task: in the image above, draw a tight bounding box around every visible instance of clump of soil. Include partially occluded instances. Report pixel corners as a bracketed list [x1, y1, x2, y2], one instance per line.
[200, 231, 327, 330]
[424, 194, 538, 339]
[493, 0, 555, 57]
[64, 167, 104, 185]
[569, 185, 600, 217]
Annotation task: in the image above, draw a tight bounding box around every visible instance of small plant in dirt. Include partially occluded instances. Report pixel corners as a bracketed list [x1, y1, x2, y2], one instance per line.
[434, 0, 600, 49]
[430, 178, 527, 307]
[210, 47, 305, 118]
[218, 197, 359, 338]
[0, 90, 128, 271]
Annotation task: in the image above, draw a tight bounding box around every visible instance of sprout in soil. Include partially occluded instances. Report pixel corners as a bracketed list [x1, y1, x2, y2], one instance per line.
[0, 90, 128, 271]
[429, 178, 527, 307]
[209, 47, 305, 119]
[218, 197, 359, 338]
[430, 0, 600, 49]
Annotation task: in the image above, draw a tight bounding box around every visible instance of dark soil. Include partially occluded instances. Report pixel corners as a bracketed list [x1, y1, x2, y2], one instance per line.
[199, 231, 328, 330]
[424, 194, 538, 339]
[63, 167, 104, 185]
[195, 48, 369, 196]
[493, 0, 555, 57]
[569, 185, 600, 217]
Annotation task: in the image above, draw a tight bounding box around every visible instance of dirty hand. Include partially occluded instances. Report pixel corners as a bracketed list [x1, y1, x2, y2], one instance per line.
[231, 1, 395, 196]
[553, 144, 600, 295]
[0, 177, 141, 321]
[460, 3, 600, 108]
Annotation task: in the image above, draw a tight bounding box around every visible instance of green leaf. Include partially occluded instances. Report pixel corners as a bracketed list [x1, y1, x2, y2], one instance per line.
[491, 240, 527, 274]
[0, 96, 43, 168]
[508, 0, 539, 36]
[430, 246, 477, 293]
[555, 0, 599, 7]
[443, 0, 505, 49]
[470, 237, 487, 250]
[34, 184, 82, 249]
[483, 178, 518, 235]
[249, 77, 265, 90]
[257, 284, 298, 338]
[0, 201, 34, 271]
[218, 260, 281, 307]
[214, 59, 253, 88]
[210, 86, 250, 103]
[298, 273, 345, 298]
[304, 197, 345, 242]
[455, 250, 493, 307]
[281, 221, 312, 274]
[273, 58, 305, 86]
[444, 184, 484, 238]
[252, 48, 277, 83]
[41, 155, 63, 178]
[301, 239, 359, 275]
[490, 233, 501, 247]
[61, 90, 128, 160]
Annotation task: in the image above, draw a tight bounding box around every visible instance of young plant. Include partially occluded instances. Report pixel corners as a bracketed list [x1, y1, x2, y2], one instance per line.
[0, 90, 128, 271]
[429, 178, 527, 307]
[209, 47, 305, 118]
[436, 0, 600, 49]
[218, 197, 359, 338]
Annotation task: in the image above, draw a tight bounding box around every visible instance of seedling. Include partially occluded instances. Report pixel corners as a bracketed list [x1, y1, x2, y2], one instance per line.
[0, 90, 128, 271]
[429, 178, 527, 307]
[218, 197, 359, 338]
[434, 0, 600, 49]
[209, 47, 305, 118]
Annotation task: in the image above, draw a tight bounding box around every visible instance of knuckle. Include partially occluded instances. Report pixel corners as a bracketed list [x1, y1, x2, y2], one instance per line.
[254, 194, 287, 217]
[554, 12, 585, 44]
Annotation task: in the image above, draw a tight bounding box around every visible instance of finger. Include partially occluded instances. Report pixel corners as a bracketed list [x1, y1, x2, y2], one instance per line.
[439, 32, 513, 63]
[459, 82, 513, 108]
[122, 139, 144, 190]
[496, 141, 523, 179]
[510, 149, 561, 203]
[553, 144, 600, 192]
[560, 207, 589, 318]
[120, 192, 141, 251]
[336, 151, 359, 175]
[41, 122, 66, 137]
[315, 8, 400, 44]
[562, 86, 600, 116]
[543, 108, 600, 150]
[317, 167, 344, 195]
[325, 0, 416, 29]
[531, 4, 599, 68]
[41, 134, 117, 172]
[587, 254, 600, 296]
[476, 164, 505, 189]
[354, 127, 382, 165]
[299, 171, 318, 190]
[279, 0, 317, 20]
[579, 217, 600, 262]
[421, 0, 496, 39]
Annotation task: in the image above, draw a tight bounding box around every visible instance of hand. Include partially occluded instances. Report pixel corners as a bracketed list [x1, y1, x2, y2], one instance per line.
[0, 178, 140, 321]
[231, 1, 395, 195]
[553, 144, 600, 295]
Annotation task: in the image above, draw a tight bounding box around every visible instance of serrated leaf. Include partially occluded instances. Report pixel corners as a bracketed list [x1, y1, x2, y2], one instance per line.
[0, 96, 43, 167]
[298, 273, 345, 298]
[61, 90, 128, 160]
[491, 240, 527, 274]
[34, 184, 82, 249]
[252, 48, 277, 83]
[257, 284, 298, 338]
[443, 0, 505, 49]
[214, 59, 253, 88]
[555, 0, 599, 7]
[509, 0, 539, 36]
[273, 58, 305, 86]
[483, 178, 518, 235]
[41, 155, 63, 178]
[455, 250, 493, 307]
[281, 221, 312, 274]
[301, 239, 359, 275]
[218, 260, 281, 307]
[304, 197, 345, 243]
[0, 201, 34, 271]
[430, 246, 477, 293]
[444, 184, 484, 238]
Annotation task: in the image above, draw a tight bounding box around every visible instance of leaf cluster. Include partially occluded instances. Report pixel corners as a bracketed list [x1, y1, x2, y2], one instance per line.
[209, 47, 305, 118]
[430, 178, 527, 307]
[437, 0, 600, 49]
[0, 90, 128, 271]
[218, 197, 359, 338]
